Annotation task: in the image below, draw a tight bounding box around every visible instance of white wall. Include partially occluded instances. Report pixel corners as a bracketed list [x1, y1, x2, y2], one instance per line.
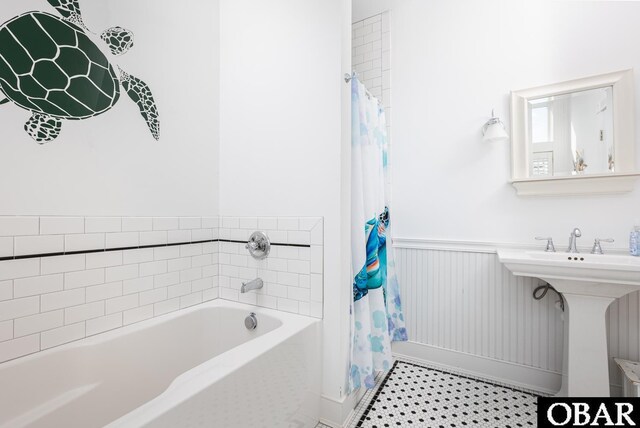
[0, 0, 219, 216]
[390, 0, 640, 247]
[218, 0, 352, 419]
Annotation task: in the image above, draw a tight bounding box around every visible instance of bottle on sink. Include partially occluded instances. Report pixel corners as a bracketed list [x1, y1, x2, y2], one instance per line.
[631, 221, 640, 257]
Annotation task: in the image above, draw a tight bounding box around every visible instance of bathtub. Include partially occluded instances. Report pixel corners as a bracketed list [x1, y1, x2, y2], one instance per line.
[0, 300, 321, 428]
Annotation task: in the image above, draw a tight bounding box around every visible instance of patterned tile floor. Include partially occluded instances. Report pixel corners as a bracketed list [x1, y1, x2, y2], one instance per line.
[331, 357, 540, 428]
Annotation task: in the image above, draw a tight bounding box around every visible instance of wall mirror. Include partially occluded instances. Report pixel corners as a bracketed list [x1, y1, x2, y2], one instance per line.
[510, 69, 639, 196]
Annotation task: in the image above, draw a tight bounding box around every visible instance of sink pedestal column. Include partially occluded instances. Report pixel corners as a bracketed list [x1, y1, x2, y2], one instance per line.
[560, 293, 615, 397]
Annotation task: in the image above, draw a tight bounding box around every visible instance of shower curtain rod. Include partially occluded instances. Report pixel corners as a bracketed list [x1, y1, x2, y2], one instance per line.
[344, 73, 381, 105]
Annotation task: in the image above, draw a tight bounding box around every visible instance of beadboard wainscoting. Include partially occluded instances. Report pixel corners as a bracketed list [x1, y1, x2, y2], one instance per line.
[0, 215, 324, 364]
[392, 238, 640, 394]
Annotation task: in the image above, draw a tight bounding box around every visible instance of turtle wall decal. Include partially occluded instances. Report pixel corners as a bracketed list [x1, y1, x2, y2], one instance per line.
[0, 0, 160, 143]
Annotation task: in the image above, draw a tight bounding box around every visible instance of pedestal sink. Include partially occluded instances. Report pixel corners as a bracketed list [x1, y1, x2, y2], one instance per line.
[497, 249, 640, 396]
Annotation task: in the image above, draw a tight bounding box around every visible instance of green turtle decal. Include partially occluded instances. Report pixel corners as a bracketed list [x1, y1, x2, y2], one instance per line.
[0, 0, 160, 143]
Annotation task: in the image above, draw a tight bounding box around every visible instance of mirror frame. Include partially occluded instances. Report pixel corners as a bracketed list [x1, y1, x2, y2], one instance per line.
[510, 69, 639, 196]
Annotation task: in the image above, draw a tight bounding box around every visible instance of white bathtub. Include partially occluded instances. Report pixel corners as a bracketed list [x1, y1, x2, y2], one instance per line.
[0, 300, 321, 428]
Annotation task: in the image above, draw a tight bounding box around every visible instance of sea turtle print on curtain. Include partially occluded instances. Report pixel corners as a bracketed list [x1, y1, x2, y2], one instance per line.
[0, 0, 160, 143]
[350, 74, 407, 392]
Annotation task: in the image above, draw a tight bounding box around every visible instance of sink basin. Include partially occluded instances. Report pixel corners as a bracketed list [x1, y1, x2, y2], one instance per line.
[497, 249, 640, 397]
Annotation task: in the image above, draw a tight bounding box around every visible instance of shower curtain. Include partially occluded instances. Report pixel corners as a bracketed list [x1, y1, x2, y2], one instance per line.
[350, 75, 407, 391]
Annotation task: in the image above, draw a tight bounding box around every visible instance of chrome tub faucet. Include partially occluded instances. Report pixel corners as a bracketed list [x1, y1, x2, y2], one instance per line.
[241, 278, 263, 293]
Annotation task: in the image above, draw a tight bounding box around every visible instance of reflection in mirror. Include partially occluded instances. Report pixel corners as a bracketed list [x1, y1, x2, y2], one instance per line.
[528, 87, 614, 177]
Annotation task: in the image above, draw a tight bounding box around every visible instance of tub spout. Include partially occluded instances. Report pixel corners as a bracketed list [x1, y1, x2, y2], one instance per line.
[241, 278, 263, 293]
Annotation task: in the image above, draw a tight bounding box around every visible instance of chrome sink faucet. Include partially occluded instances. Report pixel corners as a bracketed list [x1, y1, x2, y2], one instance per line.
[567, 228, 582, 253]
[241, 278, 263, 293]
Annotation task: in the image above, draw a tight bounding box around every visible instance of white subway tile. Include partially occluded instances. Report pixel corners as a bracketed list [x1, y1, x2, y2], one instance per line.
[168, 257, 191, 272]
[14, 274, 63, 298]
[238, 267, 257, 280]
[0, 280, 12, 301]
[64, 269, 105, 290]
[168, 230, 191, 244]
[229, 254, 247, 267]
[288, 231, 310, 245]
[180, 291, 202, 309]
[299, 218, 320, 231]
[238, 292, 257, 305]
[139, 260, 167, 277]
[268, 283, 288, 299]
[309, 302, 322, 318]
[123, 305, 153, 325]
[0, 237, 13, 258]
[122, 248, 154, 265]
[139, 231, 167, 246]
[256, 294, 277, 309]
[220, 242, 236, 254]
[202, 265, 217, 278]
[65, 302, 104, 324]
[218, 228, 230, 240]
[266, 230, 287, 243]
[288, 260, 310, 274]
[203, 287, 218, 302]
[41, 322, 85, 349]
[311, 274, 323, 302]
[0, 217, 39, 237]
[230, 229, 250, 241]
[40, 217, 84, 235]
[14, 310, 63, 337]
[311, 222, 323, 245]
[277, 272, 299, 287]
[64, 233, 105, 252]
[154, 246, 180, 260]
[258, 217, 277, 230]
[311, 246, 323, 273]
[0, 320, 12, 342]
[288, 287, 310, 302]
[277, 298, 299, 314]
[201, 217, 218, 228]
[85, 217, 121, 233]
[105, 294, 138, 314]
[298, 302, 310, 316]
[154, 298, 180, 316]
[86, 281, 122, 303]
[105, 232, 139, 249]
[180, 244, 202, 257]
[105, 264, 138, 282]
[168, 283, 191, 299]
[86, 313, 122, 336]
[278, 218, 299, 231]
[14, 235, 64, 256]
[41, 254, 85, 275]
[191, 229, 213, 241]
[179, 217, 201, 230]
[0, 297, 39, 322]
[267, 258, 288, 272]
[86, 251, 122, 269]
[239, 217, 258, 230]
[180, 268, 202, 283]
[298, 247, 310, 261]
[153, 217, 179, 231]
[220, 287, 238, 301]
[192, 254, 212, 268]
[222, 217, 239, 229]
[220, 265, 238, 278]
[123, 276, 154, 295]
[277, 246, 298, 260]
[0, 334, 39, 363]
[122, 217, 152, 232]
[41, 289, 84, 312]
[139, 288, 167, 306]
[192, 277, 213, 292]
[299, 274, 310, 289]
[154, 272, 180, 288]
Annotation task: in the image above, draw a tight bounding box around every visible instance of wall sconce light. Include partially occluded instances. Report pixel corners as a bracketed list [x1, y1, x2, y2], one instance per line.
[482, 109, 509, 143]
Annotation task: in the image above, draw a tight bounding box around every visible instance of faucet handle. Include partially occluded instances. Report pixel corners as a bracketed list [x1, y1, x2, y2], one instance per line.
[535, 237, 556, 252]
[591, 238, 614, 255]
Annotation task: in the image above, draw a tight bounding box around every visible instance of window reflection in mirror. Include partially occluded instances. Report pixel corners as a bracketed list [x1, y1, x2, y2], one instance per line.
[527, 86, 614, 177]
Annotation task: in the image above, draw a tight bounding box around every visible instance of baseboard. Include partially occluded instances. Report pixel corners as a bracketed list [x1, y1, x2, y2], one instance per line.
[393, 341, 562, 395]
[320, 387, 367, 427]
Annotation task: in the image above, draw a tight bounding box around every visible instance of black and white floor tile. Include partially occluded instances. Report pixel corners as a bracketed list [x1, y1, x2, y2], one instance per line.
[344, 358, 540, 428]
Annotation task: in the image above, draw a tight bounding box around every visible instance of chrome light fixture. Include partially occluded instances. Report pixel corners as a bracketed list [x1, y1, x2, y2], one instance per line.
[482, 109, 509, 143]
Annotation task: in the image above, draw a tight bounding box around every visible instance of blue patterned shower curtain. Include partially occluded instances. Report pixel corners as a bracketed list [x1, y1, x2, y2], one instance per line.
[350, 75, 407, 391]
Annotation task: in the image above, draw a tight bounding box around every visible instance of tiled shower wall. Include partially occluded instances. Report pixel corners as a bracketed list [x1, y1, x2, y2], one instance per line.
[352, 12, 391, 141]
[0, 216, 323, 364]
